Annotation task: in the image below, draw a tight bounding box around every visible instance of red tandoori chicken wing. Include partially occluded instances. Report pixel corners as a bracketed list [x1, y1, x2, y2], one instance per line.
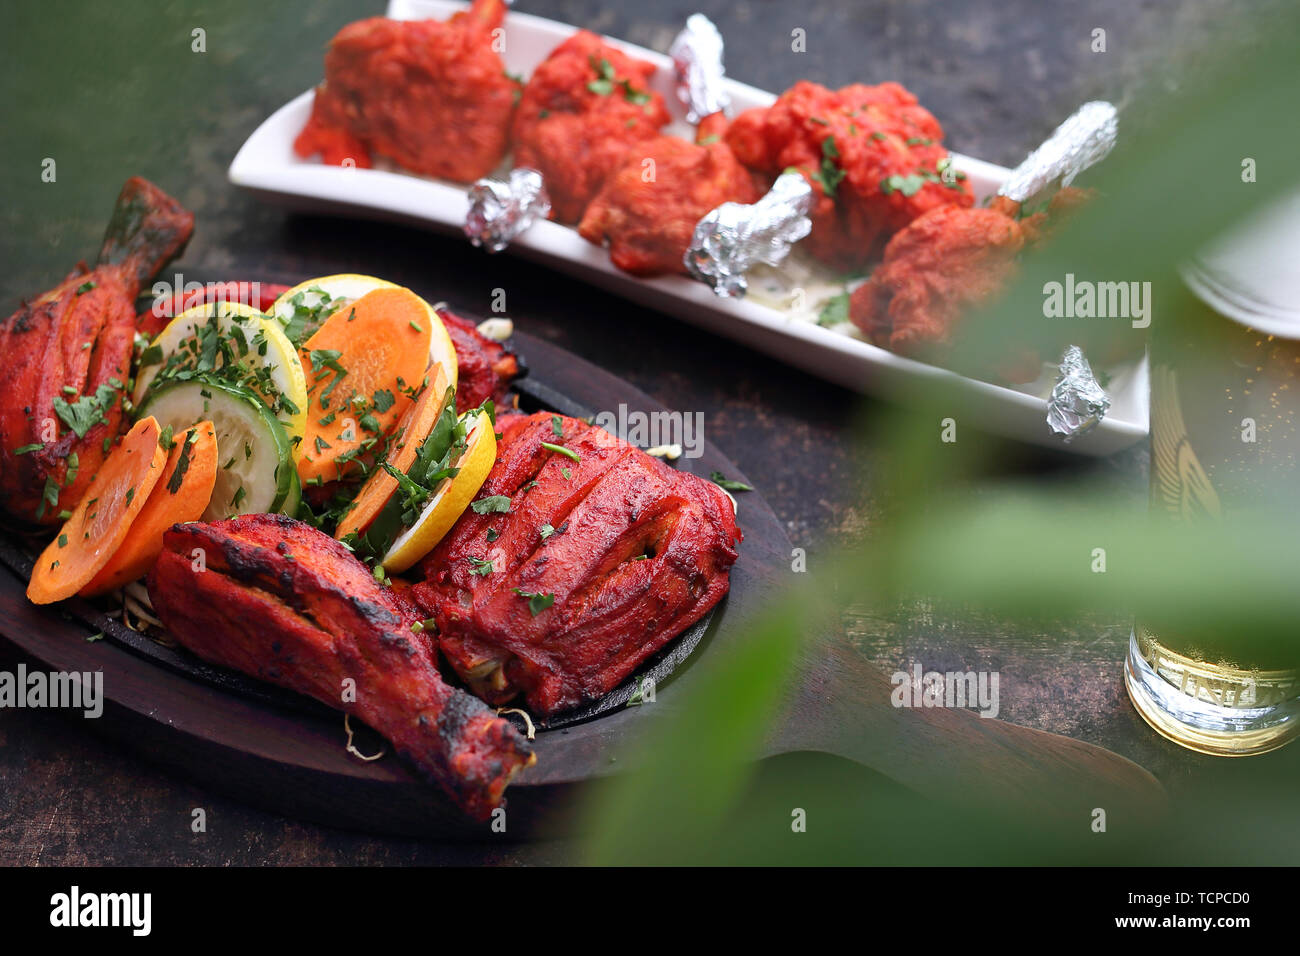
[294, 0, 519, 182]
[511, 30, 672, 223]
[849, 188, 1092, 381]
[578, 113, 762, 277]
[725, 80, 973, 272]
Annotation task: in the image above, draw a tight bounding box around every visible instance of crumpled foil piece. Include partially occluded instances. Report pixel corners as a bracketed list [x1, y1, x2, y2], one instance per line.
[685, 171, 813, 297]
[1047, 345, 1111, 441]
[670, 13, 731, 125]
[464, 167, 551, 253]
[999, 101, 1119, 203]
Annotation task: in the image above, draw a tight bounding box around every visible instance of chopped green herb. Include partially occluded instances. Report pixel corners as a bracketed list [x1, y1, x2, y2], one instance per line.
[168, 429, 199, 493]
[471, 495, 512, 515]
[812, 135, 846, 198]
[52, 383, 118, 438]
[540, 441, 580, 463]
[710, 470, 754, 492]
[817, 291, 852, 327]
[511, 588, 556, 616]
[467, 556, 495, 576]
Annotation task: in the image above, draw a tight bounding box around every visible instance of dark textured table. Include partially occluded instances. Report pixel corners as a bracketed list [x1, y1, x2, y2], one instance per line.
[0, 0, 1231, 865]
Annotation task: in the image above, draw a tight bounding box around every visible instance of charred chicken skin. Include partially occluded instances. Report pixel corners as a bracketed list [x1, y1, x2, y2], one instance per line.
[510, 30, 672, 223]
[0, 177, 193, 524]
[849, 188, 1093, 382]
[294, 0, 519, 182]
[437, 307, 525, 414]
[411, 413, 741, 716]
[725, 81, 973, 272]
[578, 113, 762, 277]
[148, 513, 535, 819]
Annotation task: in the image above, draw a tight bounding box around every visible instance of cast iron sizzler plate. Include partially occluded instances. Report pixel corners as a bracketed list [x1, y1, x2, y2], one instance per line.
[0, 290, 792, 839]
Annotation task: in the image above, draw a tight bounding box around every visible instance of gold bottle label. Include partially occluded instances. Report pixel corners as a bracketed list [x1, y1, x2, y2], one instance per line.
[1136, 625, 1298, 709]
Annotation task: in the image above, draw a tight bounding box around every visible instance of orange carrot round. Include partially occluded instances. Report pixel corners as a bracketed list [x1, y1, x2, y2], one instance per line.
[27, 416, 166, 605]
[296, 287, 434, 486]
[80, 421, 218, 597]
[334, 367, 450, 541]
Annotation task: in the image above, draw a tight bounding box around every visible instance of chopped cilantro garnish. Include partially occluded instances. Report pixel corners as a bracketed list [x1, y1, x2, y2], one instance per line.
[710, 470, 753, 492]
[817, 291, 852, 327]
[53, 383, 118, 438]
[511, 588, 556, 616]
[471, 495, 512, 515]
[540, 441, 580, 463]
[168, 429, 199, 493]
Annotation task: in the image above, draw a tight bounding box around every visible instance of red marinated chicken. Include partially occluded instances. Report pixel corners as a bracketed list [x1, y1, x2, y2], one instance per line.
[294, 0, 519, 182]
[849, 188, 1093, 381]
[412, 413, 741, 716]
[437, 307, 524, 414]
[148, 514, 535, 819]
[0, 178, 192, 524]
[511, 31, 672, 223]
[725, 81, 973, 272]
[578, 113, 762, 277]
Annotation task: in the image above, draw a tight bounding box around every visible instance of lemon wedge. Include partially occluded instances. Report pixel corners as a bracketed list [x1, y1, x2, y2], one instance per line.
[133, 301, 307, 452]
[381, 407, 497, 573]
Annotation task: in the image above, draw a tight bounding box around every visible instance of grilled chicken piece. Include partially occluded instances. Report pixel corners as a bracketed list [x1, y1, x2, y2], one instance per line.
[0, 178, 193, 524]
[411, 413, 742, 716]
[437, 307, 524, 414]
[148, 513, 535, 819]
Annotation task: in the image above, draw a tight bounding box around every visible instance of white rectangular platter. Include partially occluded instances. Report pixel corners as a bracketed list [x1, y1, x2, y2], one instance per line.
[228, 0, 1148, 456]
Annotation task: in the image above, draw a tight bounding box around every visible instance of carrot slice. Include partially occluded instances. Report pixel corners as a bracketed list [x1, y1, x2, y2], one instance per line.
[27, 416, 166, 605]
[334, 367, 451, 541]
[80, 421, 218, 597]
[296, 287, 434, 485]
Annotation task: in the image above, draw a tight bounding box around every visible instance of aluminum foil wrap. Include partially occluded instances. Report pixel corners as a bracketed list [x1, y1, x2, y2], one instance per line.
[464, 168, 551, 253]
[998, 101, 1119, 203]
[685, 172, 813, 297]
[1047, 345, 1111, 441]
[670, 13, 731, 124]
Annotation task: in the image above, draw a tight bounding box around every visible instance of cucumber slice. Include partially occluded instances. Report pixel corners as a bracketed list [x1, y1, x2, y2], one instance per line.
[139, 379, 295, 520]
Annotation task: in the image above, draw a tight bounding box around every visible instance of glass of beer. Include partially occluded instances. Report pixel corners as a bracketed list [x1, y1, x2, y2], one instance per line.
[1125, 193, 1300, 756]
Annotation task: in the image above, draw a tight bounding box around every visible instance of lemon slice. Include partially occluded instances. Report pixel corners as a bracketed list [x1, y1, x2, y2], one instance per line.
[133, 301, 307, 453]
[271, 273, 458, 391]
[381, 408, 497, 573]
